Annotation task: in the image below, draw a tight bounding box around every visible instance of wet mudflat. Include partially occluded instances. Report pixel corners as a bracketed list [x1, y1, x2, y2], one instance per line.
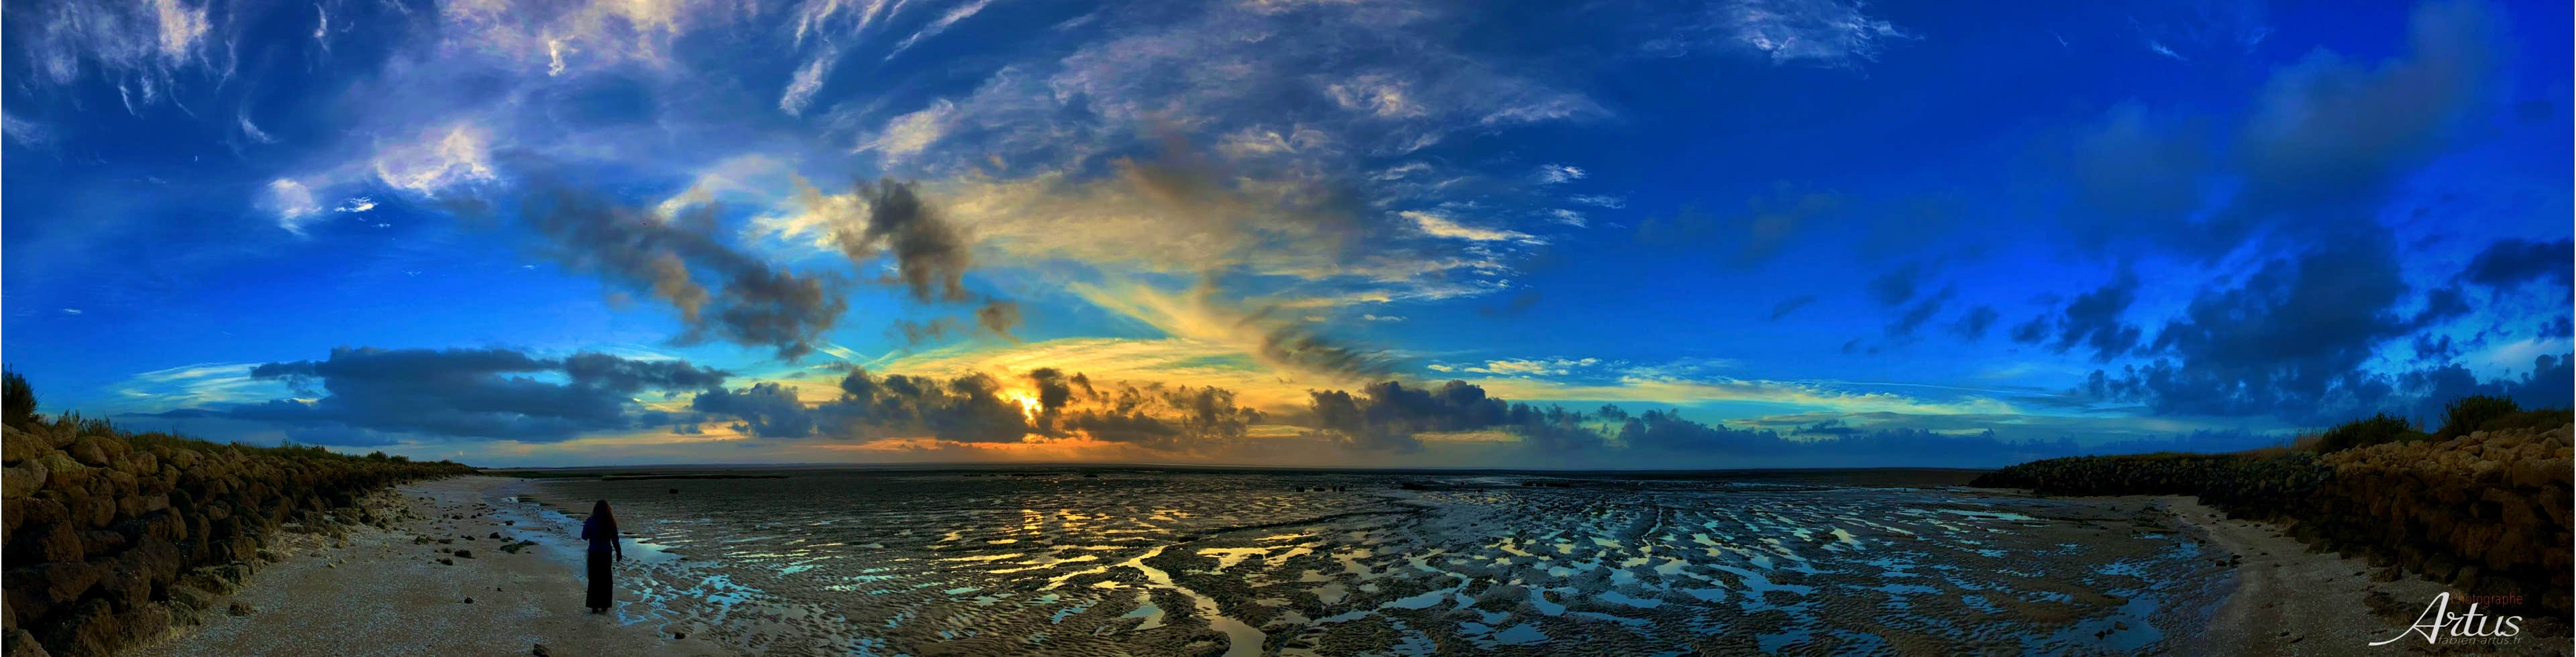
[500, 471, 2228, 655]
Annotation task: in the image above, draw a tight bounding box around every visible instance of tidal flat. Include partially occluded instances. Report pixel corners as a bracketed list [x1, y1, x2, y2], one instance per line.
[498, 469, 2236, 655]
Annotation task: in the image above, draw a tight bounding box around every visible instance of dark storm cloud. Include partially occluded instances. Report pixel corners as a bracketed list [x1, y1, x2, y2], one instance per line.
[1951, 306, 2000, 340]
[1611, 409, 1783, 454]
[2389, 355, 2574, 424]
[521, 186, 849, 361]
[2051, 272, 2144, 361]
[2008, 315, 2051, 345]
[1054, 382, 1263, 451]
[2410, 333, 2459, 361]
[1308, 381, 1502, 452]
[839, 179, 974, 303]
[821, 179, 1023, 339]
[1768, 295, 1817, 321]
[2075, 233, 2432, 421]
[2412, 285, 2473, 326]
[690, 382, 815, 438]
[2459, 237, 2573, 291]
[684, 367, 1264, 451]
[892, 318, 965, 346]
[1868, 261, 1927, 306]
[561, 352, 731, 394]
[1234, 303, 1400, 380]
[826, 368, 1030, 443]
[2024, 4, 2520, 426]
[1884, 287, 1954, 338]
[1027, 368, 1077, 414]
[2006, 274, 2142, 360]
[156, 347, 729, 441]
[1305, 379, 1607, 453]
[1260, 328, 1397, 381]
[976, 299, 1023, 339]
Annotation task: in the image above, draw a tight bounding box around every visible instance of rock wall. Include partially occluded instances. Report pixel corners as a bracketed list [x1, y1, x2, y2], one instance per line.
[1, 424, 474, 657]
[2299, 424, 2573, 617]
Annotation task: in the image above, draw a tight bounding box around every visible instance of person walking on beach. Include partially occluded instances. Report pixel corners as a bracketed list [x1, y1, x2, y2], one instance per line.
[580, 499, 623, 613]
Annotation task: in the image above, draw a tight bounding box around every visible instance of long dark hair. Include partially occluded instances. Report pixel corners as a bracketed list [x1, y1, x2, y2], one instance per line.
[590, 499, 616, 536]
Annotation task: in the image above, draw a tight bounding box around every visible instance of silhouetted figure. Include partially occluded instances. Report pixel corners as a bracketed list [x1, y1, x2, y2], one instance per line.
[579, 499, 623, 613]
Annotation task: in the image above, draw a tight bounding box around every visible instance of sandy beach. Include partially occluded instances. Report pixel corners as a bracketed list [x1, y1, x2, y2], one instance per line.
[2169, 497, 2569, 656]
[129, 476, 729, 657]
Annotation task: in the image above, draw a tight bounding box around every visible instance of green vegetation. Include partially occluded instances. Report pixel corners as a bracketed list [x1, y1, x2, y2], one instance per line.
[2291, 396, 2572, 455]
[2433, 394, 2571, 440]
[2438, 394, 2521, 439]
[3, 366, 34, 430]
[38, 415, 429, 464]
[2313, 413, 2425, 453]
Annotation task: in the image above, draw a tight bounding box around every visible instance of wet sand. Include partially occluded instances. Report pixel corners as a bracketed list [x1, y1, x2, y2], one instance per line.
[507, 471, 2243, 654]
[130, 476, 729, 657]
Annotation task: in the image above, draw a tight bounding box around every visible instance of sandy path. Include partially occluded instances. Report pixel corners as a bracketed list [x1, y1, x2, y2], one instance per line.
[2167, 497, 2567, 656]
[128, 476, 732, 657]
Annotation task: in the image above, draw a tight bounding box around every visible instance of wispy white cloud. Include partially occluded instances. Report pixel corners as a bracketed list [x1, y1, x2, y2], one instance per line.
[435, 0, 696, 77]
[1452, 357, 1603, 376]
[370, 123, 498, 196]
[793, 0, 906, 47]
[101, 361, 290, 416]
[1326, 75, 1428, 119]
[238, 110, 279, 143]
[857, 100, 957, 163]
[781, 47, 841, 117]
[1403, 211, 1541, 244]
[265, 178, 324, 234]
[2, 113, 49, 146]
[1533, 163, 1585, 184]
[1661, 0, 1913, 68]
[15, 0, 224, 105]
[887, 0, 1000, 60]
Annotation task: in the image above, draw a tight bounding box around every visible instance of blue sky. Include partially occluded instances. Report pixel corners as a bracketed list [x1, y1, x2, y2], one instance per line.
[3, 0, 2569, 467]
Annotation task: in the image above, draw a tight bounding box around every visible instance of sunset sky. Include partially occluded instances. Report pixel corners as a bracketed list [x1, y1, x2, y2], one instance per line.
[4, 0, 2569, 467]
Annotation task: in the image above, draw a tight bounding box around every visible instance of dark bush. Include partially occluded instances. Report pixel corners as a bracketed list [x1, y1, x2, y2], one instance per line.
[2436, 395, 2522, 439]
[3, 367, 34, 430]
[2466, 408, 2571, 436]
[2314, 413, 2424, 453]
